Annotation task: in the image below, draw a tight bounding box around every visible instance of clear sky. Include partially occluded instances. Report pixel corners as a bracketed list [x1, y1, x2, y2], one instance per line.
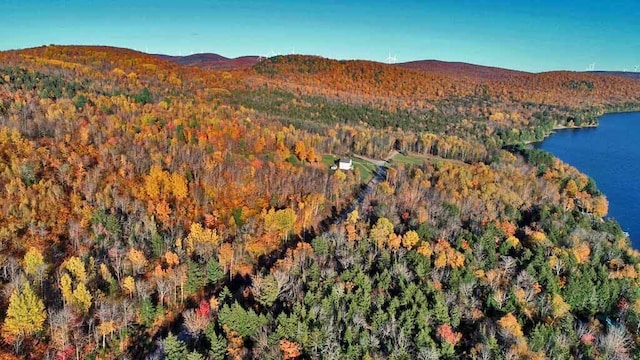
[1, 0, 638, 73]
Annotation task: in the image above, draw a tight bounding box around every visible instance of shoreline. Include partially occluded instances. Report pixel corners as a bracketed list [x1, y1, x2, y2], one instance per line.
[534, 111, 640, 243]
[524, 122, 599, 145]
[525, 108, 640, 146]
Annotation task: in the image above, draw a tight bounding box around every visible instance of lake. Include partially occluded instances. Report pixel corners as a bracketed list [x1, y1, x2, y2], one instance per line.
[535, 112, 640, 248]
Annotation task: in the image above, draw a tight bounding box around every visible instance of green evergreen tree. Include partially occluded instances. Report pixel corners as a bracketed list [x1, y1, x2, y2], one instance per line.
[163, 332, 187, 360]
[207, 258, 224, 285]
[218, 302, 267, 338]
[186, 261, 206, 294]
[186, 351, 204, 360]
[253, 274, 280, 308]
[205, 324, 227, 360]
[139, 298, 155, 327]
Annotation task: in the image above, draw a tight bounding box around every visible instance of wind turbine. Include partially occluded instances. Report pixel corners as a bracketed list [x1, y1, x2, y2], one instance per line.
[386, 52, 398, 64]
[586, 63, 595, 71]
[635, 65, 639, 72]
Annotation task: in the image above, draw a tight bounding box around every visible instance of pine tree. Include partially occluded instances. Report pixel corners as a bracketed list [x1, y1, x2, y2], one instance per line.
[206, 325, 227, 360]
[163, 332, 187, 360]
[218, 302, 267, 338]
[252, 274, 280, 308]
[207, 258, 224, 285]
[186, 261, 206, 294]
[186, 352, 204, 360]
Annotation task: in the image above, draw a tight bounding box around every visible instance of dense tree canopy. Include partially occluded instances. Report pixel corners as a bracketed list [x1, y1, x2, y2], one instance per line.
[0, 45, 638, 358]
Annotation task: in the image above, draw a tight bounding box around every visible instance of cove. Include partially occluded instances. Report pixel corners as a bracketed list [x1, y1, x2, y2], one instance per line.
[534, 112, 640, 248]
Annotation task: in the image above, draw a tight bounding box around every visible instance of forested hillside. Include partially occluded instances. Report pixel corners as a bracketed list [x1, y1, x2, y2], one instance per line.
[0, 45, 639, 359]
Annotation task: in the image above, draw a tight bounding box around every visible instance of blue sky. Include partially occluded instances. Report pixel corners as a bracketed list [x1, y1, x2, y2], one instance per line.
[1, 0, 638, 72]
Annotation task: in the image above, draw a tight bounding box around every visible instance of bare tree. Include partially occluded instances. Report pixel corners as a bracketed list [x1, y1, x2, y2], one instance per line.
[598, 326, 632, 360]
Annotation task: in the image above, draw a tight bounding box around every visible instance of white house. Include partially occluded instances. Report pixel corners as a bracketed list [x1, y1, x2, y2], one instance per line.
[338, 158, 353, 171]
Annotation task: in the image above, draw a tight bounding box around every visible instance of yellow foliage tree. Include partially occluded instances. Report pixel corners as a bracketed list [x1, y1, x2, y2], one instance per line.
[564, 179, 579, 198]
[122, 276, 136, 298]
[434, 251, 447, 269]
[293, 140, 307, 162]
[417, 242, 432, 258]
[387, 233, 402, 251]
[61, 256, 86, 283]
[369, 217, 394, 248]
[185, 222, 220, 259]
[402, 230, 420, 249]
[72, 283, 92, 314]
[447, 250, 465, 269]
[164, 251, 180, 267]
[60, 273, 73, 303]
[592, 195, 608, 217]
[100, 263, 114, 283]
[572, 242, 591, 264]
[505, 236, 520, 249]
[333, 169, 347, 182]
[346, 210, 359, 224]
[1, 283, 46, 340]
[97, 320, 117, 348]
[218, 243, 234, 273]
[550, 293, 571, 320]
[528, 231, 547, 246]
[498, 313, 523, 339]
[23, 247, 45, 278]
[264, 208, 297, 241]
[144, 165, 166, 199]
[128, 248, 148, 275]
[170, 172, 188, 200]
[59, 257, 92, 314]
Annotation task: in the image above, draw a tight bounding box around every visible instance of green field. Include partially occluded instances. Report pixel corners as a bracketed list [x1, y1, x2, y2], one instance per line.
[390, 154, 428, 166]
[351, 158, 376, 182]
[321, 154, 376, 183]
[321, 154, 340, 168]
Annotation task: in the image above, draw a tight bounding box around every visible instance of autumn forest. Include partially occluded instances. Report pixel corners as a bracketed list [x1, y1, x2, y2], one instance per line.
[1, 45, 640, 359]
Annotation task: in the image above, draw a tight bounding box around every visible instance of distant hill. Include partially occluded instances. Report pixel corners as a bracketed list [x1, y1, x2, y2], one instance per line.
[154, 53, 229, 65]
[150, 52, 640, 82]
[397, 59, 530, 81]
[157, 53, 530, 80]
[589, 71, 640, 80]
[154, 53, 260, 70]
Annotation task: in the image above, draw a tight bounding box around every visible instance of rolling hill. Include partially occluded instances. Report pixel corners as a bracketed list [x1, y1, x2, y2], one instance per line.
[154, 52, 261, 70]
[589, 70, 640, 80]
[397, 59, 530, 81]
[1, 45, 640, 359]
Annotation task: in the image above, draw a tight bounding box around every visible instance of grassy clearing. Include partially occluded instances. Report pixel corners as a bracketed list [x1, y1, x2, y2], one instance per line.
[321, 154, 376, 183]
[391, 154, 427, 166]
[390, 153, 468, 167]
[321, 154, 340, 168]
[351, 158, 376, 183]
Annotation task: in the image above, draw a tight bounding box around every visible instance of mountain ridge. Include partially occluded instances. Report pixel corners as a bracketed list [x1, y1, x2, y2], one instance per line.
[153, 51, 640, 81]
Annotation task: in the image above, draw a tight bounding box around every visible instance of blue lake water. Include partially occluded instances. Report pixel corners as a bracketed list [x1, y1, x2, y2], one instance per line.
[535, 112, 640, 248]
